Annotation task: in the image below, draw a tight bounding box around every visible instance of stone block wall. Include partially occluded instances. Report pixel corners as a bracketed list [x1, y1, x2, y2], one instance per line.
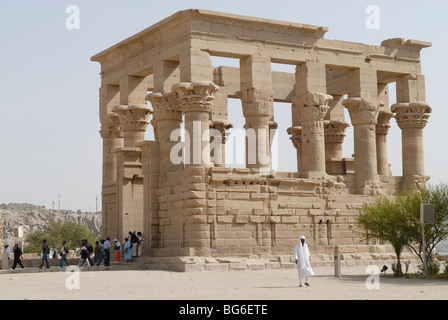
[150, 167, 401, 262]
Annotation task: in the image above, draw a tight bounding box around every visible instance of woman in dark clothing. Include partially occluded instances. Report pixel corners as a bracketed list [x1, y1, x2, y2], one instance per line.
[11, 243, 24, 271]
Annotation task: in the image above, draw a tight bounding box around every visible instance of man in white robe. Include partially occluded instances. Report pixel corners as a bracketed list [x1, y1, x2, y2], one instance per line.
[294, 236, 314, 287]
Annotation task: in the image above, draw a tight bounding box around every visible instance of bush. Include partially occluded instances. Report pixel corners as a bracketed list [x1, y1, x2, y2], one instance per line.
[24, 221, 100, 254]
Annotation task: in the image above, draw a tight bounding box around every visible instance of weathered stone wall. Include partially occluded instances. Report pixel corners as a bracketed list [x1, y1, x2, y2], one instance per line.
[150, 167, 402, 263]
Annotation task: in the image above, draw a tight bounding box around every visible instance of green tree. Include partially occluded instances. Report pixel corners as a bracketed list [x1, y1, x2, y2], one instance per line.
[24, 221, 100, 254]
[357, 194, 414, 277]
[357, 183, 448, 277]
[405, 184, 448, 269]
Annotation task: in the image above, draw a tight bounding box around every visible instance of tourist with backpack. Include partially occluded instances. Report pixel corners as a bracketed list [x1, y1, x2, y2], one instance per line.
[84, 239, 94, 266]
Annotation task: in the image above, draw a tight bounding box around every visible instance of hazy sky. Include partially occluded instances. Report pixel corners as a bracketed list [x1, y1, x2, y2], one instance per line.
[0, 0, 447, 211]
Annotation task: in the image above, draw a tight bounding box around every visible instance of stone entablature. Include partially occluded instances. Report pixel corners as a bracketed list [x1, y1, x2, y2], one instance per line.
[91, 10, 432, 267]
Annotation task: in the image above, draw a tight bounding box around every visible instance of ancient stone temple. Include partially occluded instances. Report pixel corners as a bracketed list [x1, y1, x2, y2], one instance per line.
[91, 9, 431, 270]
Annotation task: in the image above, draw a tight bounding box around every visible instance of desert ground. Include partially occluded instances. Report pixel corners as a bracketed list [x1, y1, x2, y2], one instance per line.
[0, 265, 446, 301]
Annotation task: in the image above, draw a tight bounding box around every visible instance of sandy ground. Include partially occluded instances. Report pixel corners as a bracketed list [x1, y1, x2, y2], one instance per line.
[0, 265, 446, 301]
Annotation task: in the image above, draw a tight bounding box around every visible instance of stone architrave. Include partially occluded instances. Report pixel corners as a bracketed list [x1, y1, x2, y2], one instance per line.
[343, 97, 383, 193]
[391, 102, 432, 189]
[172, 81, 219, 167]
[295, 92, 332, 177]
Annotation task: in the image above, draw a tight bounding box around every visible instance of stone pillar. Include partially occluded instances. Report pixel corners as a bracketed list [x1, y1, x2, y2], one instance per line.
[324, 120, 349, 175]
[343, 97, 383, 193]
[240, 55, 274, 174]
[376, 110, 393, 176]
[294, 62, 331, 177]
[146, 91, 183, 172]
[295, 93, 332, 177]
[286, 126, 302, 173]
[100, 113, 123, 184]
[210, 120, 233, 167]
[391, 102, 431, 189]
[98, 84, 120, 240]
[172, 81, 219, 168]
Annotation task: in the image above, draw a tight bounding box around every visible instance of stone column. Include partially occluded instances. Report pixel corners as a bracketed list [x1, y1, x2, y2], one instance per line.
[99, 113, 123, 183]
[295, 92, 332, 177]
[343, 97, 383, 193]
[146, 91, 183, 172]
[376, 110, 393, 176]
[210, 120, 233, 167]
[286, 126, 302, 173]
[391, 102, 431, 189]
[172, 81, 219, 168]
[324, 120, 349, 175]
[240, 55, 274, 174]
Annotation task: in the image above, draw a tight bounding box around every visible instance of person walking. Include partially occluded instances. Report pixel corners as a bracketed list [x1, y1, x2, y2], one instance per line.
[113, 239, 121, 263]
[96, 239, 105, 266]
[103, 237, 111, 266]
[77, 242, 89, 267]
[294, 235, 314, 287]
[59, 240, 70, 268]
[3, 245, 10, 270]
[93, 241, 101, 265]
[84, 239, 94, 267]
[11, 243, 24, 271]
[123, 238, 132, 262]
[39, 239, 50, 269]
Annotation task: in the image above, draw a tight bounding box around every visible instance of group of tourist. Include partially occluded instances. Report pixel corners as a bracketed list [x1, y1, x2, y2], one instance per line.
[3, 231, 144, 271]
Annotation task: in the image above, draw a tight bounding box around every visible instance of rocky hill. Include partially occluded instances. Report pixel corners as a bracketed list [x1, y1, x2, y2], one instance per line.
[0, 203, 102, 247]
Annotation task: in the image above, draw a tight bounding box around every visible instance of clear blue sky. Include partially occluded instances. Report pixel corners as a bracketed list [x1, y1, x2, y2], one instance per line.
[0, 0, 447, 211]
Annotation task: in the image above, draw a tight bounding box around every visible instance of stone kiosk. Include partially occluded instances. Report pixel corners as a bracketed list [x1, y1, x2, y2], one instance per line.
[92, 10, 432, 271]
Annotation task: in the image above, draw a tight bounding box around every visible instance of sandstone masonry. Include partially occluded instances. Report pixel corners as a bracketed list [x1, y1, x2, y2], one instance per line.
[91, 10, 431, 269]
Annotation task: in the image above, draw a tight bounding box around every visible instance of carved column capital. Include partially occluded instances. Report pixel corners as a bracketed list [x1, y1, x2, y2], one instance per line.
[343, 97, 383, 125]
[287, 126, 302, 150]
[376, 110, 394, 135]
[146, 91, 183, 124]
[391, 102, 431, 129]
[172, 81, 219, 113]
[293, 92, 332, 122]
[242, 87, 274, 117]
[324, 120, 349, 143]
[210, 120, 233, 144]
[100, 113, 123, 139]
[112, 104, 153, 132]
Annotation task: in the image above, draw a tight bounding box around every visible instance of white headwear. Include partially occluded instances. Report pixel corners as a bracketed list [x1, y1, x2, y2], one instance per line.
[299, 235, 306, 241]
